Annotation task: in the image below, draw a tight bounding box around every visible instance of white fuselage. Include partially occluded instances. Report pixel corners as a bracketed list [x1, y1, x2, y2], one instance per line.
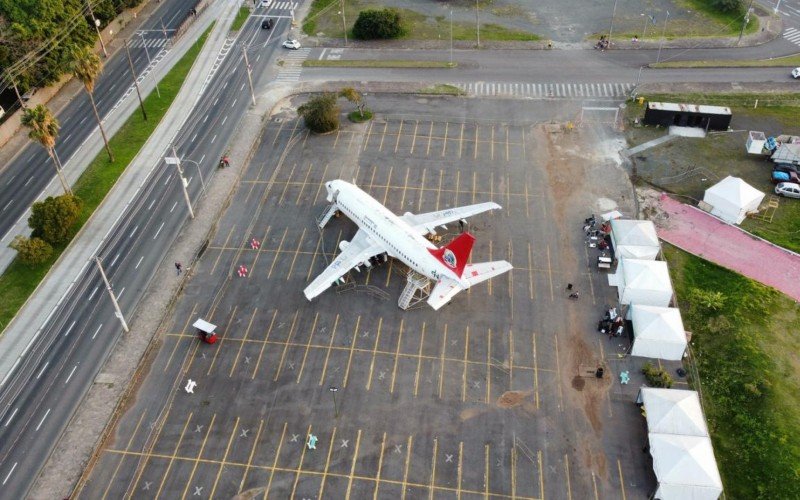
[326, 180, 465, 285]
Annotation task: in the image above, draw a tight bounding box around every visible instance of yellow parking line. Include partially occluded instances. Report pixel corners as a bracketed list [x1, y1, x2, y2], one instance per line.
[490, 125, 495, 160]
[435, 169, 444, 211]
[290, 424, 313, 498]
[462, 326, 469, 402]
[472, 171, 477, 204]
[286, 228, 307, 280]
[207, 306, 238, 375]
[617, 459, 627, 500]
[249, 225, 273, 277]
[453, 170, 460, 208]
[506, 174, 511, 216]
[591, 472, 599, 500]
[345, 429, 362, 499]
[441, 122, 449, 156]
[532, 333, 540, 409]
[521, 127, 527, 159]
[438, 324, 447, 398]
[456, 441, 464, 499]
[379, 122, 388, 151]
[527, 243, 534, 302]
[399, 167, 411, 209]
[546, 245, 554, 302]
[508, 329, 514, 388]
[267, 228, 289, 279]
[373, 432, 387, 500]
[333, 129, 341, 149]
[538, 450, 545, 500]
[318, 426, 337, 498]
[382, 165, 394, 205]
[296, 312, 320, 384]
[210, 226, 236, 275]
[426, 121, 434, 156]
[366, 318, 383, 390]
[100, 410, 147, 500]
[413, 322, 426, 396]
[484, 444, 490, 499]
[278, 163, 297, 205]
[401, 435, 414, 500]
[238, 419, 264, 493]
[229, 308, 259, 377]
[155, 412, 193, 499]
[394, 120, 404, 153]
[458, 123, 465, 158]
[209, 417, 240, 499]
[319, 314, 341, 385]
[410, 120, 419, 154]
[488, 241, 493, 296]
[363, 120, 374, 151]
[390, 319, 405, 393]
[428, 437, 439, 499]
[164, 303, 198, 372]
[295, 164, 312, 205]
[564, 453, 572, 500]
[385, 260, 395, 288]
[265, 422, 287, 498]
[252, 309, 278, 379]
[525, 182, 531, 219]
[417, 168, 427, 212]
[506, 126, 510, 161]
[305, 235, 323, 282]
[486, 328, 492, 403]
[343, 315, 361, 387]
[273, 310, 299, 381]
[312, 163, 330, 204]
[474, 125, 479, 159]
[554, 333, 564, 410]
[511, 445, 517, 499]
[180, 413, 216, 500]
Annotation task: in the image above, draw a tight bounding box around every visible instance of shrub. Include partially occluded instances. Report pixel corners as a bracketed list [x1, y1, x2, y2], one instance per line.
[352, 8, 405, 40]
[29, 194, 83, 245]
[711, 0, 742, 13]
[297, 93, 340, 133]
[9, 236, 53, 266]
[642, 362, 673, 388]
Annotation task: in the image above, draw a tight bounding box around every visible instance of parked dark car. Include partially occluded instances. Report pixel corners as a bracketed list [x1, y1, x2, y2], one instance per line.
[261, 18, 273, 29]
[773, 162, 800, 175]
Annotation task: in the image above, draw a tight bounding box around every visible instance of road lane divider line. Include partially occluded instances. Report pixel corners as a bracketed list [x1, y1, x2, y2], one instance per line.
[35, 408, 50, 431]
[64, 364, 78, 384]
[64, 320, 76, 337]
[4, 407, 18, 427]
[36, 361, 49, 379]
[153, 221, 165, 239]
[91, 324, 103, 340]
[2, 462, 17, 485]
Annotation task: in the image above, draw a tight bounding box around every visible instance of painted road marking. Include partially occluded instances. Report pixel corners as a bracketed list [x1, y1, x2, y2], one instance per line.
[92, 324, 103, 340]
[35, 408, 51, 431]
[64, 364, 78, 384]
[2, 462, 17, 485]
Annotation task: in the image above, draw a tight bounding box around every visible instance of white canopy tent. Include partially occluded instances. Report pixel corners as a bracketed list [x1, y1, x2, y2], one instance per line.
[610, 219, 661, 260]
[608, 259, 673, 307]
[649, 433, 723, 500]
[639, 388, 708, 437]
[630, 305, 687, 360]
[702, 176, 764, 225]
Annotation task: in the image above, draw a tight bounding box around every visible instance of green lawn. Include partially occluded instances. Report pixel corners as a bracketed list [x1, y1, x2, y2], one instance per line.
[665, 246, 800, 499]
[303, 59, 455, 68]
[653, 54, 800, 69]
[0, 26, 213, 334]
[231, 6, 250, 31]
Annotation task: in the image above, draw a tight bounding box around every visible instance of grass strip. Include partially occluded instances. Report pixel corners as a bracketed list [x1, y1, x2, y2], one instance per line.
[653, 55, 800, 68]
[0, 25, 214, 334]
[417, 84, 465, 96]
[303, 59, 455, 68]
[665, 245, 800, 499]
[231, 6, 250, 31]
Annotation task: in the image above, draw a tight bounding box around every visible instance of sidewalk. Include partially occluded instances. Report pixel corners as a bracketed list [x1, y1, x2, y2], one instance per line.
[653, 193, 800, 301]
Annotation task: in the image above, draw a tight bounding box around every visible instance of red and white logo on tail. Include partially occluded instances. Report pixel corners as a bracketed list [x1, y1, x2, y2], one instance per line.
[428, 232, 475, 278]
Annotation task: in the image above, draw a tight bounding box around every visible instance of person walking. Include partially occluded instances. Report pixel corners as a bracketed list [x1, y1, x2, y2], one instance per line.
[175, 262, 183, 275]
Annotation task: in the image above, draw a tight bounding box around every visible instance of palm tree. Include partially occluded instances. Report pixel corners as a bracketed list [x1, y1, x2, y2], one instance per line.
[21, 105, 72, 195]
[71, 46, 113, 162]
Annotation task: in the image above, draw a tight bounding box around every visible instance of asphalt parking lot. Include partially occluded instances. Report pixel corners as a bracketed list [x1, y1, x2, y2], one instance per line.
[77, 95, 657, 499]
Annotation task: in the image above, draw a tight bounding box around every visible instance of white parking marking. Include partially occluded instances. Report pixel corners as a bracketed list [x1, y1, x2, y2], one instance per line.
[4, 408, 18, 427]
[135, 256, 144, 269]
[91, 324, 103, 340]
[64, 320, 76, 337]
[36, 362, 49, 379]
[35, 409, 51, 431]
[64, 365, 78, 384]
[2, 462, 17, 485]
[153, 221, 165, 239]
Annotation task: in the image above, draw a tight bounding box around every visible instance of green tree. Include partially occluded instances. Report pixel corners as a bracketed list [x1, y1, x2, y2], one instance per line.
[71, 46, 113, 162]
[29, 194, 83, 245]
[21, 105, 72, 195]
[9, 235, 53, 266]
[352, 8, 404, 40]
[297, 93, 340, 133]
[339, 87, 366, 118]
[711, 0, 742, 13]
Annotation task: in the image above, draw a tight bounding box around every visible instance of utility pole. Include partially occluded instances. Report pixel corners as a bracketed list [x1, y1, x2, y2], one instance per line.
[738, 0, 754, 45]
[450, 10, 454, 66]
[608, 0, 619, 47]
[171, 146, 194, 219]
[87, 0, 108, 58]
[124, 40, 147, 120]
[475, 0, 481, 48]
[241, 45, 256, 106]
[656, 11, 669, 64]
[139, 32, 160, 98]
[329, 386, 339, 417]
[95, 257, 129, 333]
[11, 80, 25, 109]
[340, 0, 348, 46]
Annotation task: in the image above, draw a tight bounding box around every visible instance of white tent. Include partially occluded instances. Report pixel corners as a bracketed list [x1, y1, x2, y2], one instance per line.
[639, 388, 708, 437]
[608, 259, 673, 307]
[702, 176, 764, 225]
[610, 219, 661, 260]
[649, 433, 723, 500]
[630, 305, 686, 360]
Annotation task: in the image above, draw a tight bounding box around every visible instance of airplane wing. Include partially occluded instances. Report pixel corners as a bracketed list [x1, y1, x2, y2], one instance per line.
[402, 202, 501, 235]
[304, 229, 384, 300]
[427, 260, 513, 310]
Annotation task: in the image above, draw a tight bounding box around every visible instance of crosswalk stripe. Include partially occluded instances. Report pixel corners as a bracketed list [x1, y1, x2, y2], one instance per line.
[454, 82, 633, 98]
[783, 28, 800, 46]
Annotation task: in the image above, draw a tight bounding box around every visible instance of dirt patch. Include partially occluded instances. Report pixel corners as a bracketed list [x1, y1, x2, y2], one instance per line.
[496, 390, 532, 408]
[459, 406, 490, 420]
[571, 375, 586, 391]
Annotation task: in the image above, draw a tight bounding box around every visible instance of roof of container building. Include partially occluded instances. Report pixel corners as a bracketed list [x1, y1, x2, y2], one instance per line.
[647, 102, 731, 115]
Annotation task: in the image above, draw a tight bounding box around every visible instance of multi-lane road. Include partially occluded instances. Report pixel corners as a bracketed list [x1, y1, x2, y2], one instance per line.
[0, 5, 293, 495]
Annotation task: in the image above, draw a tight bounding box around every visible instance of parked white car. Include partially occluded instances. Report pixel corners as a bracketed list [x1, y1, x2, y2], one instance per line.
[792, 67, 800, 79]
[775, 182, 800, 198]
[282, 39, 301, 50]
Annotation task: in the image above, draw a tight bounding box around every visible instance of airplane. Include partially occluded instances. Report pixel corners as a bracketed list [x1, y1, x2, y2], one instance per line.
[304, 179, 513, 310]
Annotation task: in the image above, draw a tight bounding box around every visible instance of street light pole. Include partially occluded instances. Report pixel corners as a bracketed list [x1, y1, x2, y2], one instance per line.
[87, 0, 108, 58]
[124, 39, 147, 121]
[656, 11, 669, 64]
[182, 159, 206, 191]
[475, 0, 481, 48]
[450, 10, 454, 65]
[329, 386, 339, 417]
[608, 0, 619, 47]
[139, 32, 160, 98]
[95, 257, 129, 333]
[738, 0, 754, 45]
[241, 45, 256, 106]
[171, 146, 195, 219]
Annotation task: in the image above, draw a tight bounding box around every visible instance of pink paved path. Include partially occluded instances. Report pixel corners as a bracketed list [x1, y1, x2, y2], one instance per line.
[655, 194, 800, 301]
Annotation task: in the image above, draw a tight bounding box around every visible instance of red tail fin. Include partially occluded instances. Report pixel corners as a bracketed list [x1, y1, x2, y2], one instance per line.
[428, 232, 475, 278]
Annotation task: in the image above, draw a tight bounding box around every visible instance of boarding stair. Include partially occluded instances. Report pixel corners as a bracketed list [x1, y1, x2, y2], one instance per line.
[398, 271, 431, 310]
[316, 203, 338, 228]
